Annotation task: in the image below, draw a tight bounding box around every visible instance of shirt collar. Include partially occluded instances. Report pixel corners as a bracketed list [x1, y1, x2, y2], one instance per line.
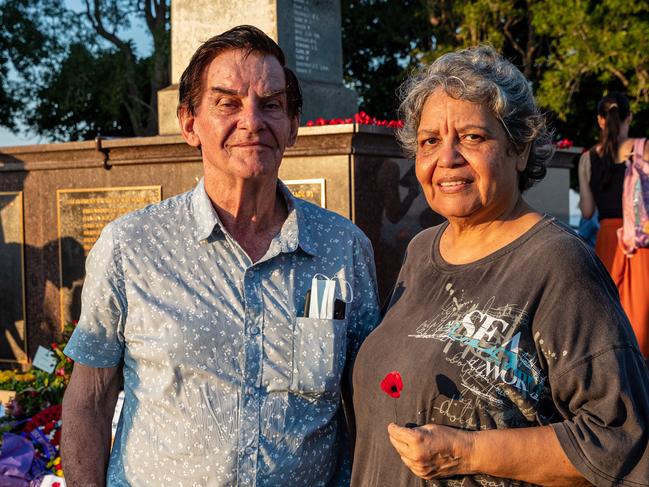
[191, 178, 319, 257]
[276, 180, 318, 256]
[191, 178, 222, 242]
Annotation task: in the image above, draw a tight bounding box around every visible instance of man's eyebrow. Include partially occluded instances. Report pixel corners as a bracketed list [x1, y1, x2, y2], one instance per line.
[260, 88, 287, 98]
[210, 87, 242, 96]
[209, 87, 287, 97]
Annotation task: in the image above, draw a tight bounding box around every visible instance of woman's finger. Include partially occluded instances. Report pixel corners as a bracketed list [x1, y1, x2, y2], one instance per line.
[388, 431, 410, 455]
[388, 422, 419, 442]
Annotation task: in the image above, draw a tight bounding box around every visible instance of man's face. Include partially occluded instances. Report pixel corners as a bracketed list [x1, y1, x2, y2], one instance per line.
[179, 49, 298, 183]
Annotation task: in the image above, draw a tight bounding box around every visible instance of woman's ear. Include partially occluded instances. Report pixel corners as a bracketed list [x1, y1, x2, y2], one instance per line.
[178, 107, 202, 148]
[517, 143, 532, 172]
[597, 115, 606, 131]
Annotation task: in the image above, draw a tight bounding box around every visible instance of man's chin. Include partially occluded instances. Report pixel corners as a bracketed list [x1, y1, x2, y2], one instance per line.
[233, 161, 280, 181]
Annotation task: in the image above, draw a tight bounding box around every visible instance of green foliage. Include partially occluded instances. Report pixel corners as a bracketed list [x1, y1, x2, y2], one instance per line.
[0, 0, 169, 141]
[533, 0, 649, 121]
[342, 0, 649, 148]
[27, 43, 143, 140]
[2, 0, 648, 145]
[342, 0, 433, 119]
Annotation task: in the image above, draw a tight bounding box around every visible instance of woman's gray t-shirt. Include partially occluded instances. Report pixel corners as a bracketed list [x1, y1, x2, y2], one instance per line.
[351, 217, 649, 487]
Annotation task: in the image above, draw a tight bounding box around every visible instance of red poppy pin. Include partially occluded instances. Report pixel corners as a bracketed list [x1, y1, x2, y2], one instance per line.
[381, 371, 403, 423]
[380, 371, 403, 398]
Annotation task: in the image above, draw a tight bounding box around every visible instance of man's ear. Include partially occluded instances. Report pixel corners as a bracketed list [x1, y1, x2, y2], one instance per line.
[178, 106, 201, 148]
[287, 115, 299, 147]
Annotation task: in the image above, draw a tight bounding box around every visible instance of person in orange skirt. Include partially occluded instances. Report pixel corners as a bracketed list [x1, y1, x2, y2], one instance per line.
[579, 92, 649, 358]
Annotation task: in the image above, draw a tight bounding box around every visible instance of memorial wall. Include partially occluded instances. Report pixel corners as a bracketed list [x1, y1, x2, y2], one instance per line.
[0, 127, 405, 366]
[0, 127, 575, 367]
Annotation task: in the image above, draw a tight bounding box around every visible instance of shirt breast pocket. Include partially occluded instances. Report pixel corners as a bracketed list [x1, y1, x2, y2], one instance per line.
[291, 317, 347, 396]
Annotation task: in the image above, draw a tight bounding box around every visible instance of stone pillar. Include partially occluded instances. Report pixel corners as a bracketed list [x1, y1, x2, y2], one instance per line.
[158, 0, 357, 135]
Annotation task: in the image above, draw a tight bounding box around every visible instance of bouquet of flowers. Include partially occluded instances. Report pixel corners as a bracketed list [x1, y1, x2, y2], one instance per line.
[0, 322, 75, 483]
[306, 111, 404, 128]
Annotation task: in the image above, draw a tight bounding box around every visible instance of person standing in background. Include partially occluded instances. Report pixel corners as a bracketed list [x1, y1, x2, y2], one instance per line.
[578, 92, 649, 358]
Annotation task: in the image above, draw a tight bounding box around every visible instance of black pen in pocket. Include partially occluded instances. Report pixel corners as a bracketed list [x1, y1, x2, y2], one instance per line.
[303, 289, 311, 317]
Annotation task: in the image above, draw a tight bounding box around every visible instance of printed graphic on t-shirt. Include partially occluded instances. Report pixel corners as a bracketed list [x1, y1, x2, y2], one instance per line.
[409, 284, 547, 429]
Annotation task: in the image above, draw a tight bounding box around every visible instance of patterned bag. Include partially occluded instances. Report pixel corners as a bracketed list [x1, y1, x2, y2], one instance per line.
[617, 137, 649, 255]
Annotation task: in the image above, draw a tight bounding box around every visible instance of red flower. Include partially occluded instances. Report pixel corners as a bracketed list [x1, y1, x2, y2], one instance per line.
[556, 138, 574, 149]
[51, 343, 58, 350]
[380, 371, 403, 398]
[304, 112, 403, 128]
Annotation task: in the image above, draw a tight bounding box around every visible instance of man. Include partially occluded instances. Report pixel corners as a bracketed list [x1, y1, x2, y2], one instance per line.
[61, 25, 380, 486]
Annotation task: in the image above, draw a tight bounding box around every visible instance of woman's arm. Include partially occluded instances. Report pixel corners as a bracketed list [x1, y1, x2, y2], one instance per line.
[388, 423, 591, 486]
[578, 151, 596, 220]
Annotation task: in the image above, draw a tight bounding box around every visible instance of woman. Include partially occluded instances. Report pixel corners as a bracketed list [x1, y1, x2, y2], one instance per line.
[578, 93, 649, 358]
[351, 46, 649, 487]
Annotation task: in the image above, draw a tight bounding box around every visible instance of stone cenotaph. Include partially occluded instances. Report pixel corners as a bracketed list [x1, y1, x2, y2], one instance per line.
[158, 0, 358, 134]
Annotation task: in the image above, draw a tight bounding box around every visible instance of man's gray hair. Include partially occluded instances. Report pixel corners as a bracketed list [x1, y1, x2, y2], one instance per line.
[396, 45, 554, 191]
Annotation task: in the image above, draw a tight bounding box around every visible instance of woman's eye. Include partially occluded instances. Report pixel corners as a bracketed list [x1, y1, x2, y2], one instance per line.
[463, 133, 484, 142]
[421, 137, 438, 146]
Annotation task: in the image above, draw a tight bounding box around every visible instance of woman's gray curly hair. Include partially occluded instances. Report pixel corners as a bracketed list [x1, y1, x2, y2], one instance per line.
[396, 45, 554, 192]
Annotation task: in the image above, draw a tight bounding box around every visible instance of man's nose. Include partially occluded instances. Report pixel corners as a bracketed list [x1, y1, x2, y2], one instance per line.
[238, 103, 265, 131]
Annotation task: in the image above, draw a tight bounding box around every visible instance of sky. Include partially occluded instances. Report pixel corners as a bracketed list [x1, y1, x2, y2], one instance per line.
[0, 0, 152, 148]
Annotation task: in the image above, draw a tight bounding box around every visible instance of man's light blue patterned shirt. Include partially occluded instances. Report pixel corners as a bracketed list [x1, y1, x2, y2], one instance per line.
[65, 179, 380, 486]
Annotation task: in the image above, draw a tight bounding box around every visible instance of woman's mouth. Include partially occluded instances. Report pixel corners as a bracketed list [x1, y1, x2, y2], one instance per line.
[437, 178, 472, 192]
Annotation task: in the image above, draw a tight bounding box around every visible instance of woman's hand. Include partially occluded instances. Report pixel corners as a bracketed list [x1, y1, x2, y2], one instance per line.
[387, 423, 475, 480]
[389, 423, 591, 486]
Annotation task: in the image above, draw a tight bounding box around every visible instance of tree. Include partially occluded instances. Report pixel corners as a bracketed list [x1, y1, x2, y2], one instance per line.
[342, 0, 549, 118]
[341, 0, 433, 119]
[0, 0, 169, 141]
[342, 0, 649, 147]
[533, 1, 649, 126]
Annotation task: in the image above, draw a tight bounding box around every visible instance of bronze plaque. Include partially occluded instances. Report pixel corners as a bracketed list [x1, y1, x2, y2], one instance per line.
[0, 192, 27, 364]
[284, 178, 326, 208]
[57, 186, 161, 326]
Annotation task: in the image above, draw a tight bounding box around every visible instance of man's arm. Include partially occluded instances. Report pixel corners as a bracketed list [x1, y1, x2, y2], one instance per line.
[388, 423, 590, 486]
[62, 363, 122, 487]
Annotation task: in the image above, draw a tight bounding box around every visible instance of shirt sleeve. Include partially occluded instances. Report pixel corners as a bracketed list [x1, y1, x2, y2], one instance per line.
[534, 236, 649, 486]
[64, 221, 127, 368]
[550, 349, 649, 487]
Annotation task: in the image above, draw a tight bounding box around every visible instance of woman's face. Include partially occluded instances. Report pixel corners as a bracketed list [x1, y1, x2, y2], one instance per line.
[415, 90, 527, 225]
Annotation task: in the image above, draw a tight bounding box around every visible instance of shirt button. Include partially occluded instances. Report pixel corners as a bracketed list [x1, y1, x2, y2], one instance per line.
[244, 446, 254, 455]
[250, 326, 260, 335]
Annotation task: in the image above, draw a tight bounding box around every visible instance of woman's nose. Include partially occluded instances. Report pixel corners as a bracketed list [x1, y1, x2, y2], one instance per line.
[437, 140, 464, 168]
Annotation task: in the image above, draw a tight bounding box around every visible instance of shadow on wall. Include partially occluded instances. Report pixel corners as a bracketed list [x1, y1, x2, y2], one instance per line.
[0, 155, 84, 367]
[368, 159, 445, 303]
